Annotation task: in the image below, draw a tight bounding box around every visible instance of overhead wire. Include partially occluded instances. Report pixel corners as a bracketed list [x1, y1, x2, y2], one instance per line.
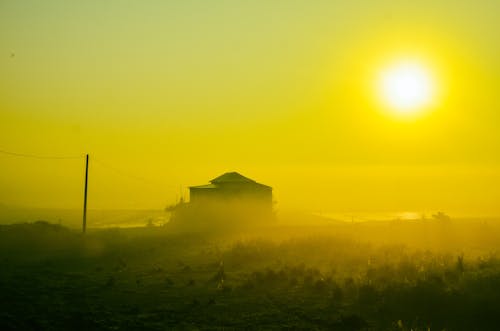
[92, 157, 157, 184]
[0, 147, 182, 198]
[0, 148, 84, 160]
[91, 157, 181, 191]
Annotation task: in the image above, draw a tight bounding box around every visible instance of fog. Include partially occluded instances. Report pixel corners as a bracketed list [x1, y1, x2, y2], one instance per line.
[1, 0, 500, 329]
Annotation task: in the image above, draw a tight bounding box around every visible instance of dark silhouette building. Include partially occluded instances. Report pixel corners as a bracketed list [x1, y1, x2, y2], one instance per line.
[167, 172, 273, 230]
[189, 172, 272, 209]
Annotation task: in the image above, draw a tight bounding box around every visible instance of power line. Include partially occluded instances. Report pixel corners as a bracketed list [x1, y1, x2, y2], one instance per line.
[1, 149, 181, 230]
[0, 148, 177, 188]
[93, 158, 150, 183]
[93, 157, 158, 184]
[0, 148, 84, 160]
[92, 157, 181, 191]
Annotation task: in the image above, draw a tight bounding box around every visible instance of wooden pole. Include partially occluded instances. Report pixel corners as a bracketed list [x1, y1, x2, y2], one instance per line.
[82, 154, 89, 234]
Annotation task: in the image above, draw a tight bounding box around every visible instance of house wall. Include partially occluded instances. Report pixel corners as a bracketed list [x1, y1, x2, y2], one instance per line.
[190, 183, 272, 211]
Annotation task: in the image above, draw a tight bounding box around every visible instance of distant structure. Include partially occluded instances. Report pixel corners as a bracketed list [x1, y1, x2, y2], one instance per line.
[190, 172, 272, 208]
[432, 211, 451, 222]
[168, 172, 273, 230]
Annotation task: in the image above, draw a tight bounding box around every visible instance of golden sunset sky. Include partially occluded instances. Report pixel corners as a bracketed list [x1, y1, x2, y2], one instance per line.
[1, 1, 499, 215]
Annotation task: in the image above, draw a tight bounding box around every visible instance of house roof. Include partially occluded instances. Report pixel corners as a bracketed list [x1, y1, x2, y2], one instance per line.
[189, 172, 271, 190]
[210, 172, 256, 184]
[190, 184, 217, 189]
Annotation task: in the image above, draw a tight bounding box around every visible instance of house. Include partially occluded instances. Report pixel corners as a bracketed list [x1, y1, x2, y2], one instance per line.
[167, 172, 273, 230]
[164, 172, 273, 226]
[189, 172, 272, 210]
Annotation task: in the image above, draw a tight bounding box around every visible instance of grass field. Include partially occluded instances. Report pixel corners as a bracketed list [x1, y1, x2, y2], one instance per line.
[1, 219, 500, 330]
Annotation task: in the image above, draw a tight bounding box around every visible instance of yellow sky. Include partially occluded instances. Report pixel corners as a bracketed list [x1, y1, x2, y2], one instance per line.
[1, 1, 500, 215]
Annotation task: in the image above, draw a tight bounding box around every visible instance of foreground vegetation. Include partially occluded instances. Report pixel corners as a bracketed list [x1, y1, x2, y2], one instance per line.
[1, 221, 500, 330]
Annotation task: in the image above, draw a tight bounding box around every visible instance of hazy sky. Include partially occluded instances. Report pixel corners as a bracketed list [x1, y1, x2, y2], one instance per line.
[1, 1, 500, 215]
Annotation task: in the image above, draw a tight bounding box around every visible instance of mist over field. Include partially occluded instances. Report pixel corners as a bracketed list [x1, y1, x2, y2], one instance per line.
[2, 0, 500, 330]
[2, 215, 500, 330]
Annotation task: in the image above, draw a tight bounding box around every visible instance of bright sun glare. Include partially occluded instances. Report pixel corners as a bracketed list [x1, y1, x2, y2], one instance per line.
[378, 61, 435, 116]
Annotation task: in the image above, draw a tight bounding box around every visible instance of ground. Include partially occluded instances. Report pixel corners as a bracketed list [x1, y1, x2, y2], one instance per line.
[1, 220, 500, 330]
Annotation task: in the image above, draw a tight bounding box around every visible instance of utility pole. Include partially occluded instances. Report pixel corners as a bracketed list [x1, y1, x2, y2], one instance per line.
[82, 154, 89, 234]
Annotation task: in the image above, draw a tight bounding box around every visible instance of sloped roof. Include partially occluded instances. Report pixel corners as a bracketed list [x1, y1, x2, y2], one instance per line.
[210, 172, 256, 184]
[190, 184, 217, 189]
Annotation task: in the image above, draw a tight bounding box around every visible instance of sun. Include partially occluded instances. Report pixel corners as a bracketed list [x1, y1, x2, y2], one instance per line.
[378, 60, 435, 116]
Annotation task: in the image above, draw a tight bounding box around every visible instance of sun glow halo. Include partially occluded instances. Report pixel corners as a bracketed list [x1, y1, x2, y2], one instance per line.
[378, 60, 435, 116]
